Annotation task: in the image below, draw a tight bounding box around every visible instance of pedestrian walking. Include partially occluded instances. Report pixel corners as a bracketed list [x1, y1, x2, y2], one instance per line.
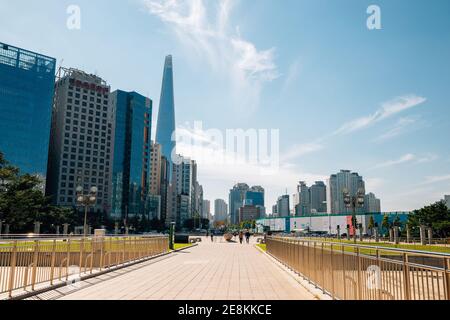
[245, 230, 251, 244]
[239, 231, 244, 244]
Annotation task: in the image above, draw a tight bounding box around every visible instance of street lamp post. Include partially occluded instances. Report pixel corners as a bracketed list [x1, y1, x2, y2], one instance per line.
[76, 186, 98, 237]
[343, 187, 365, 244]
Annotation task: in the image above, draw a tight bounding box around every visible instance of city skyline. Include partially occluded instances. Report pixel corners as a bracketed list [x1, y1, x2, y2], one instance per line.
[1, 1, 450, 211]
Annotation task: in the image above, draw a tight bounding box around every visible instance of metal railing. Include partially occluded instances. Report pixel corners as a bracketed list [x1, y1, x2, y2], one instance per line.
[0, 235, 169, 298]
[266, 237, 450, 300]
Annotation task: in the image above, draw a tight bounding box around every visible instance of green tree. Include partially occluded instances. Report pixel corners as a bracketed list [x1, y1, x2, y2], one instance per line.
[408, 201, 450, 238]
[0, 151, 78, 233]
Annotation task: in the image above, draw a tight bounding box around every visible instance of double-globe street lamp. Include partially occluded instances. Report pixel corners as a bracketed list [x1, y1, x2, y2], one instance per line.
[76, 186, 98, 237]
[343, 187, 365, 244]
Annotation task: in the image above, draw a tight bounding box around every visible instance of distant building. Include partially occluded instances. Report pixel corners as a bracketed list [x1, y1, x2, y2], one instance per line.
[110, 90, 152, 221]
[364, 193, 381, 213]
[329, 170, 365, 214]
[294, 181, 310, 216]
[229, 183, 250, 225]
[202, 200, 211, 220]
[310, 181, 327, 213]
[46, 68, 113, 214]
[444, 195, 450, 209]
[0, 42, 56, 176]
[214, 199, 228, 223]
[239, 205, 263, 223]
[245, 186, 265, 207]
[277, 195, 290, 217]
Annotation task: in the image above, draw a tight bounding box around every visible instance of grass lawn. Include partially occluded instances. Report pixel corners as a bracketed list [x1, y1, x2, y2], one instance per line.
[256, 244, 266, 252]
[173, 243, 194, 250]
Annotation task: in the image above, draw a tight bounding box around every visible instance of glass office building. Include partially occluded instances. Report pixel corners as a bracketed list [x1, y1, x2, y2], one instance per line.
[0, 42, 56, 175]
[111, 90, 152, 220]
[156, 55, 176, 162]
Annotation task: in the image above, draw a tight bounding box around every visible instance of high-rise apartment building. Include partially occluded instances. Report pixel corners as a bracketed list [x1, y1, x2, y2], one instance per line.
[149, 142, 162, 196]
[229, 183, 250, 225]
[202, 200, 211, 220]
[445, 195, 450, 209]
[329, 170, 366, 214]
[110, 90, 152, 221]
[156, 55, 176, 162]
[364, 192, 381, 213]
[214, 199, 228, 223]
[294, 181, 311, 216]
[277, 195, 290, 217]
[0, 42, 56, 176]
[46, 68, 113, 214]
[170, 156, 197, 229]
[310, 181, 327, 213]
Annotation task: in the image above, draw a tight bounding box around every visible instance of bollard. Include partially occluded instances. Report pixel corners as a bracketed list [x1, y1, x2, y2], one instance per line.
[337, 225, 341, 240]
[375, 228, 380, 242]
[346, 226, 351, 241]
[63, 223, 69, 236]
[406, 224, 411, 243]
[394, 226, 400, 245]
[420, 225, 427, 245]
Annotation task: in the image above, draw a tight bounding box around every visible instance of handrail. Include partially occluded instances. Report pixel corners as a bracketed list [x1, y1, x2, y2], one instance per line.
[0, 235, 169, 298]
[266, 237, 450, 300]
[270, 236, 450, 258]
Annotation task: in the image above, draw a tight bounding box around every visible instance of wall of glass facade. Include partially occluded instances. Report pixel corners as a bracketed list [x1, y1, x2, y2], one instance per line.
[0, 42, 56, 175]
[111, 90, 152, 220]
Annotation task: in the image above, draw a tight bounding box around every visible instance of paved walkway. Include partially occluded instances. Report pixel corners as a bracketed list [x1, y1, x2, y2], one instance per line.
[45, 239, 315, 300]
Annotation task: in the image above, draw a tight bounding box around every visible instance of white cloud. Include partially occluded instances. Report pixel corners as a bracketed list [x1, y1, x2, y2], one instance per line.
[281, 143, 323, 162]
[420, 174, 450, 185]
[281, 58, 301, 93]
[373, 116, 418, 142]
[416, 153, 439, 164]
[143, 0, 279, 113]
[372, 154, 416, 169]
[334, 95, 426, 136]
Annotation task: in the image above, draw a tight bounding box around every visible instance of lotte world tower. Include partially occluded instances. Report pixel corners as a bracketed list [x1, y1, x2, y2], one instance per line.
[156, 55, 176, 161]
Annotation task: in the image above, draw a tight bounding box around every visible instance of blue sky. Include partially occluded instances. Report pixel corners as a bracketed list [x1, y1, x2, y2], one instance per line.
[1, 0, 449, 212]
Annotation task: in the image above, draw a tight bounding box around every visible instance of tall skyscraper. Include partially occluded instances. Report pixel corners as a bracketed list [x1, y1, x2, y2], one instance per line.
[0, 42, 56, 176]
[329, 170, 366, 214]
[310, 181, 327, 213]
[110, 90, 152, 221]
[445, 195, 450, 209]
[46, 68, 113, 214]
[156, 55, 176, 162]
[229, 183, 250, 225]
[277, 195, 290, 217]
[214, 199, 228, 223]
[364, 192, 381, 213]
